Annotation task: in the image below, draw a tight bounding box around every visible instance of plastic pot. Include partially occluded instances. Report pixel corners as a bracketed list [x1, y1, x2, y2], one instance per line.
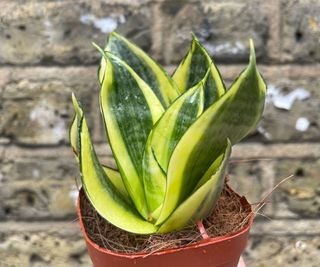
[77, 187, 254, 267]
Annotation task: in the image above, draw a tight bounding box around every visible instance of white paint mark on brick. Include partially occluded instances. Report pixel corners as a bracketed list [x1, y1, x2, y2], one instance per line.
[32, 169, 40, 179]
[44, 20, 53, 28]
[204, 41, 245, 55]
[119, 15, 126, 24]
[69, 186, 79, 207]
[94, 18, 117, 33]
[295, 117, 310, 132]
[80, 14, 120, 33]
[266, 85, 311, 110]
[30, 102, 67, 142]
[205, 42, 230, 54]
[52, 121, 66, 142]
[43, 19, 54, 41]
[80, 14, 94, 24]
[295, 240, 307, 251]
[257, 126, 272, 140]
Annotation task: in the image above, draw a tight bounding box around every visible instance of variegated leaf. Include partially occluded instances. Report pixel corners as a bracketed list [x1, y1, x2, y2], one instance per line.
[99, 32, 179, 107]
[143, 76, 206, 217]
[157, 40, 266, 224]
[102, 165, 130, 202]
[142, 131, 166, 218]
[72, 95, 158, 234]
[151, 77, 205, 172]
[172, 35, 225, 109]
[96, 44, 165, 219]
[158, 140, 231, 233]
[70, 109, 129, 202]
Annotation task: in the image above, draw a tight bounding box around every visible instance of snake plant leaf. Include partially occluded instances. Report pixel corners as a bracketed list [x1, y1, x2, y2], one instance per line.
[142, 131, 166, 217]
[70, 93, 85, 161]
[172, 35, 225, 109]
[97, 45, 165, 219]
[99, 32, 179, 107]
[143, 75, 206, 216]
[70, 115, 80, 159]
[158, 140, 231, 233]
[151, 78, 205, 173]
[102, 165, 130, 202]
[72, 95, 158, 234]
[70, 109, 129, 201]
[157, 40, 266, 225]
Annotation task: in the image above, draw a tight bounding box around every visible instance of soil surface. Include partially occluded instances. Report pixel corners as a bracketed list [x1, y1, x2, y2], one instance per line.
[80, 181, 252, 254]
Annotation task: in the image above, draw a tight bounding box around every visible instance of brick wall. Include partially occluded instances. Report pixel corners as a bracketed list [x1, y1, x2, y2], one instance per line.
[0, 0, 319, 266]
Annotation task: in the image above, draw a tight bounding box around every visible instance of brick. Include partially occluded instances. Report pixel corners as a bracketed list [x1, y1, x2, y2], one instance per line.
[0, 179, 78, 220]
[247, 220, 320, 265]
[167, 65, 319, 142]
[274, 159, 320, 218]
[0, 145, 114, 220]
[218, 65, 320, 142]
[281, 0, 320, 63]
[227, 160, 275, 216]
[258, 77, 320, 142]
[232, 142, 320, 159]
[250, 219, 320, 235]
[0, 1, 152, 65]
[2, 65, 319, 145]
[228, 156, 320, 219]
[0, 221, 319, 267]
[2, 143, 319, 220]
[159, 1, 268, 64]
[0, 67, 100, 145]
[244, 235, 320, 267]
[0, 222, 90, 267]
[1, 146, 114, 183]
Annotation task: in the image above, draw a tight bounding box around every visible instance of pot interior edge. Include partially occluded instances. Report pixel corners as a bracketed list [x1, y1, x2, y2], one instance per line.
[77, 186, 254, 259]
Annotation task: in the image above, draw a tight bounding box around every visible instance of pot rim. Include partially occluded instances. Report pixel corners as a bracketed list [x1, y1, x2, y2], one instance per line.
[77, 186, 254, 259]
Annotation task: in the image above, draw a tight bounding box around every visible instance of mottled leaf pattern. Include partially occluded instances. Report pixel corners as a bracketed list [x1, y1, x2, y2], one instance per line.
[70, 35, 266, 234]
[157, 40, 266, 224]
[99, 32, 179, 107]
[172, 36, 225, 108]
[72, 95, 158, 234]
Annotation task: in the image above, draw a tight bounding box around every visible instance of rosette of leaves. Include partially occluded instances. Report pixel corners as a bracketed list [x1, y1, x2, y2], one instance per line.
[70, 32, 266, 234]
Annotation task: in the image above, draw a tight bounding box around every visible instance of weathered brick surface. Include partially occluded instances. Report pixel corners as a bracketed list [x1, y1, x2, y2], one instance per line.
[0, 220, 319, 267]
[229, 157, 320, 220]
[281, 0, 320, 63]
[228, 160, 275, 216]
[274, 159, 320, 218]
[1, 65, 319, 145]
[0, 67, 101, 144]
[245, 235, 320, 267]
[158, 1, 269, 64]
[0, 222, 90, 267]
[0, 0, 319, 265]
[218, 65, 320, 142]
[0, 1, 152, 65]
[0, 145, 113, 220]
[245, 219, 320, 266]
[1, 143, 319, 221]
[0, 0, 319, 66]
[0, 179, 78, 220]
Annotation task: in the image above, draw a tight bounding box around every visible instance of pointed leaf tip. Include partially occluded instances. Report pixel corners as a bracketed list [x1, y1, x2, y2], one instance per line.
[110, 31, 119, 37]
[71, 93, 82, 117]
[249, 39, 256, 65]
[191, 32, 199, 42]
[102, 32, 179, 106]
[92, 42, 106, 59]
[71, 92, 76, 104]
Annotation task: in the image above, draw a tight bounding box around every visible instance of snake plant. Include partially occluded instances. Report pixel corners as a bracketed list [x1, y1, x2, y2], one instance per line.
[70, 32, 266, 234]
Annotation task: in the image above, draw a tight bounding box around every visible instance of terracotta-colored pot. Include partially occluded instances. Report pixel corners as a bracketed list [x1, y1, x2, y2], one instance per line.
[77, 187, 254, 267]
